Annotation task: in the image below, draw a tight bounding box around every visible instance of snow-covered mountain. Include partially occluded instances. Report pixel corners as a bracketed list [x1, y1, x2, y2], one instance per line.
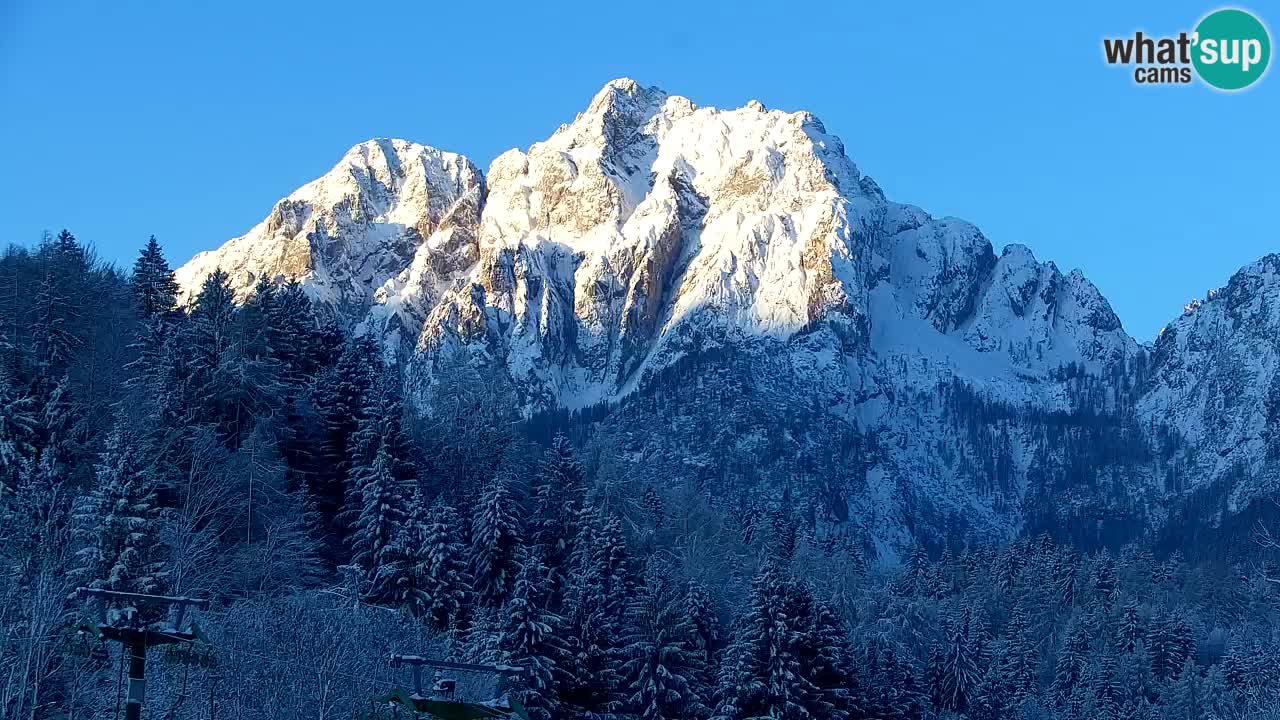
[176, 139, 483, 348]
[177, 79, 1277, 555]
[1140, 256, 1280, 509]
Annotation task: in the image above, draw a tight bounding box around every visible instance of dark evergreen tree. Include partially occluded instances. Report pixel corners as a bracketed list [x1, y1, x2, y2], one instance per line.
[562, 505, 632, 714]
[1117, 599, 1144, 655]
[792, 596, 856, 718]
[418, 501, 471, 631]
[1088, 650, 1123, 720]
[344, 371, 415, 513]
[239, 277, 280, 365]
[1054, 622, 1090, 708]
[186, 269, 273, 447]
[900, 543, 935, 598]
[969, 666, 1006, 720]
[131, 235, 179, 320]
[1146, 609, 1193, 684]
[267, 279, 319, 388]
[938, 609, 981, 714]
[123, 236, 183, 433]
[925, 643, 946, 713]
[347, 440, 411, 600]
[996, 604, 1038, 706]
[31, 264, 78, 377]
[35, 374, 81, 473]
[366, 489, 430, 614]
[854, 637, 925, 720]
[1163, 657, 1202, 719]
[684, 579, 722, 698]
[51, 229, 87, 276]
[621, 583, 711, 720]
[70, 430, 165, 596]
[0, 369, 35, 492]
[469, 474, 523, 608]
[309, 333, 377, 542]
[713, 566, 852, 720]
[500, 557, 566, 720]
[529, 432, 585, 609]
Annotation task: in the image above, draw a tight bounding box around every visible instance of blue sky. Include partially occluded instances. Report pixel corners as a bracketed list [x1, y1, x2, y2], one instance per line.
[1, 0, 1275, 340]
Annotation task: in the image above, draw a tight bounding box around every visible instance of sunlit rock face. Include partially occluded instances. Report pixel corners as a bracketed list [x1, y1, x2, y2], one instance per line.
[413, 78, 879, 410]
[176, 139, 483, 348]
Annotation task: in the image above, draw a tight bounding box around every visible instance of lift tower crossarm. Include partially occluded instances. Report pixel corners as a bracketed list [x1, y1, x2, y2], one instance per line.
[75, 587, 210, 720]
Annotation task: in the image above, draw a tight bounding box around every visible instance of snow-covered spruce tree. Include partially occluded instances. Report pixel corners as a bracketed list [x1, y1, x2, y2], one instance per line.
[620, 583, 711, 720]
[1145, 607, 1194, 685]
[713, 566, 853, 720]
[924, 643, 946, 713]
[455, 603, 503, 666]
[266, 278, 320, 388]
[898, 543, 937, 599]
[1087, 649, 1124, 720]
[418, 501, 471, 631]
[1053, 621, 1090, 709]
[500, 556, 566, 720]
[469, 474, 523, 608]
[28, 230, 90, 383]
[31, 264, 78, 379]
[938, 608, 981, 714]
[1162, 656, 1203, 720]
[968, 665, 1006, 720]
[1091, 550, 1120, 610]
[35, 373, 83, 477]
[343, 371, 415, 523]
[530, 432, 586, 610]
[853, 636, 926, 720]
[125, 236, 182, 401]
[366, 490, 469, 623]
[238, 277, 280, 363]
[561, 504, 631, 714]
[186, 268, 280, 448]
[310, 333, 377, 542]
[684, 580, 722, 700]
[1200, 663, 1231, 720]
[1116, 599, 1144, 656]
[790, 593, 856, 718]
[1120, 639, 1157, 710]
[0, 368, 35, 493]
[367, 489, 431, 615]
[70, 429, 165, 597]
[131, 235, 179, 321]
[4, 452, 71, 580]
[995, 604, 1038, 707]
[1220, 633, 1264, 697]
[347, 439, 411, 603]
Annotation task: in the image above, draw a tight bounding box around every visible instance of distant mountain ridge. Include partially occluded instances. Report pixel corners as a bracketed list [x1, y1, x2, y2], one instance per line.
[176, 79, 1280, 557]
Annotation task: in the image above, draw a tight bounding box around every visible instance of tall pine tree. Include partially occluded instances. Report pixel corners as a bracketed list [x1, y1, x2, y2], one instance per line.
[470, 474, 523, 608]
[621, 583, 711, 720]
[70, 430, 165, 597]
[500, 556, 566, 720]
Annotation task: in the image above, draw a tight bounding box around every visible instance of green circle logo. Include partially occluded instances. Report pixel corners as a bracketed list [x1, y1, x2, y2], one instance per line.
[1192, 8, 1271, 90]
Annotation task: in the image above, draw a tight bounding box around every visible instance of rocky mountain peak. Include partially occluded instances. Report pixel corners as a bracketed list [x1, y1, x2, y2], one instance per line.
[177, 80, 1137, 409]
[175, 138, 483, 345]
[172, 81, 1280, 550]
